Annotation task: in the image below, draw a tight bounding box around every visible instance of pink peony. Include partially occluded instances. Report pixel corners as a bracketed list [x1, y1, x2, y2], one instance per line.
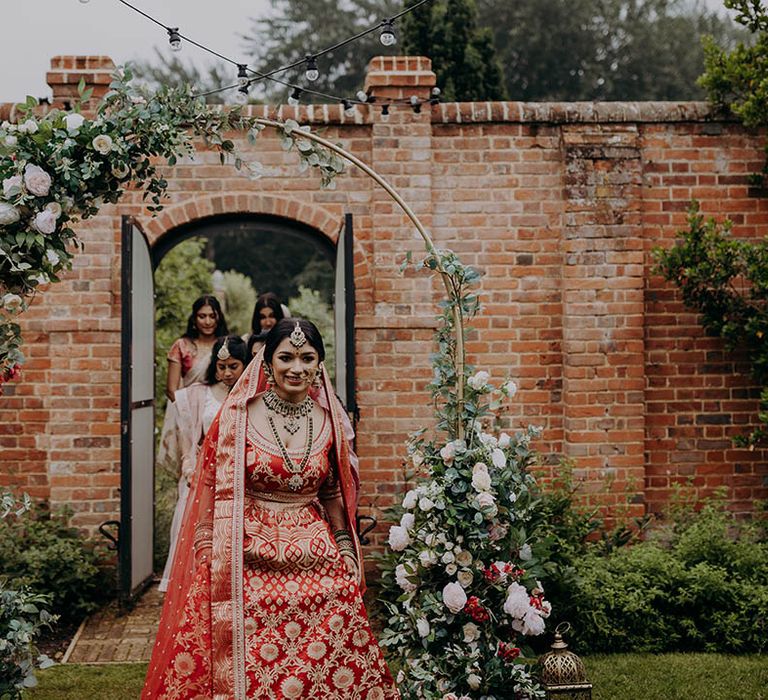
[24, 164, 52, 197]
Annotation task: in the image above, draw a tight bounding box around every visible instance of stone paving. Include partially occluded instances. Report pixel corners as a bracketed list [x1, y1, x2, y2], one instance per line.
[64, 584, 163, 664]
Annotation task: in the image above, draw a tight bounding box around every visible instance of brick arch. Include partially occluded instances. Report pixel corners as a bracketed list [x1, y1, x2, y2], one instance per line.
[141, 192, 373, 299]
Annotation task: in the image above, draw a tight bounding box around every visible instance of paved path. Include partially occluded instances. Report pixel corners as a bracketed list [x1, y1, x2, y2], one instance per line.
[63, 585, 162, 664]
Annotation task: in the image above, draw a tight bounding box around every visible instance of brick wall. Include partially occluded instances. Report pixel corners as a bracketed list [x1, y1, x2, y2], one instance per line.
[1, 56, 766, 545]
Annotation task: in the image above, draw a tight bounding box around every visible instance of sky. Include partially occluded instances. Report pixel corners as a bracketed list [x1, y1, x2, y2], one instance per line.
[0, 0, 272, 103]
[1, 0, 734, 104]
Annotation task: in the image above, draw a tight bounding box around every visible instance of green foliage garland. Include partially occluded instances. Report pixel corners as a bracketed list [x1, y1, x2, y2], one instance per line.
[0, 67, 345, 392]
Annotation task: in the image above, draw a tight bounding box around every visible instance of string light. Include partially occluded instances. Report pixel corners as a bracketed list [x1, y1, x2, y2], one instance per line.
[410, 95, 422, 114]
[288, 87, 303, 106]
[78, 0, 91, 4]
[430, 86, 442, 105]
[234, 85, 249, 105]
[341, 99, 356, 117]
[167, 27, 182, 52]
[237, 64, 249, 88]
[304, 56, 319, 82]
[379, 19, 397, 47]
[356, 90, 369, 104]
[381, 103, 390, 119]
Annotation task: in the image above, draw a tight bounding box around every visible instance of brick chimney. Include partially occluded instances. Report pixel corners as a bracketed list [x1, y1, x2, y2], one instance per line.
[364, 56, 436, 102]
[46, 56, 115, 109]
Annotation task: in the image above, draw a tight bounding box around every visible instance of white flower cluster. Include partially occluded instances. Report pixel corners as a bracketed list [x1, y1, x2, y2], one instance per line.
[503, 581, 551, 636]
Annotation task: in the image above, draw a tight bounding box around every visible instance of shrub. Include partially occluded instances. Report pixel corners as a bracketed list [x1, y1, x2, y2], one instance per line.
[545, 494, 768, 654]
[221, 269, 257, 336]
[0, 503, 115, 624]
[0, 491, 56, 699]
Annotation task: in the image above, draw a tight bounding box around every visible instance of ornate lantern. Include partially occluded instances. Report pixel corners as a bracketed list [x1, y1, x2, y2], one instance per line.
[538, 622, 593, 699]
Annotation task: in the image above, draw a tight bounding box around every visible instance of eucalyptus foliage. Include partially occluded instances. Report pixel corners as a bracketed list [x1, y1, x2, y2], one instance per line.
[0, 68, 345, 390]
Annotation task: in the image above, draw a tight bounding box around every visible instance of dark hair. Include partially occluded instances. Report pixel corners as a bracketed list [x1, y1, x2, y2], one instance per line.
[205, 335, 249, 385]
[184, 295, 229, 339]
[246, 330, 269, 357]
[250, 292, 285, 334]
[264, 319, 325, 364]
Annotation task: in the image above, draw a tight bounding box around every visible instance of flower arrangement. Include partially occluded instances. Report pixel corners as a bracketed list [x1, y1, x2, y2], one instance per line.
[0, 68, 344, 390]
[378, 250, 552, 699]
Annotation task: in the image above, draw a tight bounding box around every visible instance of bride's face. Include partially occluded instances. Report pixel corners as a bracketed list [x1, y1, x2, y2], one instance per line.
[269, 337, 319, 401]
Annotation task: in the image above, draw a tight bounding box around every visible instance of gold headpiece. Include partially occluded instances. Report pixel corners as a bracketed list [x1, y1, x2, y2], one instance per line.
[217, 341, 231, 360]
[289, 321, 307, 348]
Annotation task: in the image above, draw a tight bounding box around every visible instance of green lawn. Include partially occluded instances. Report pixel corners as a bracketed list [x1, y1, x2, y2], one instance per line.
[24, 654, 768, 699]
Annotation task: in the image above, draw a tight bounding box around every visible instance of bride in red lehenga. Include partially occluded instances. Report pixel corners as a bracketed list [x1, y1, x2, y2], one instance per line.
[142, 319, 399, 699]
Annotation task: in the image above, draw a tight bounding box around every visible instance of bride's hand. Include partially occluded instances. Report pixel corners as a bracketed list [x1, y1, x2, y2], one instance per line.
[341, 552, 360, 583]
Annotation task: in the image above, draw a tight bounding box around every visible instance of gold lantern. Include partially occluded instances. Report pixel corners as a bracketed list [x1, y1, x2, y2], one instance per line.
[538, 622, 593, 699]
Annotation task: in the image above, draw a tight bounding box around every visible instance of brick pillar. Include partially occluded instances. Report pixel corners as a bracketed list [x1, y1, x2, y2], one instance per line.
[356, 57, 438, 543]
[560, 125, 646, 518]
[46, 55, 115, 108]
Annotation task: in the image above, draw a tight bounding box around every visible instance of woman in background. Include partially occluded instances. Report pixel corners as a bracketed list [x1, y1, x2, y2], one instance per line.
[157, 335, 248, 593]
[166, 295, 228, 403]
[245, 291, 287, 358]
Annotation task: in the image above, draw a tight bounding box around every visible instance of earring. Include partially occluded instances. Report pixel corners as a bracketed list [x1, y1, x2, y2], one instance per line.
[312, 363, 324, 389]
[264, 363, 274, 385]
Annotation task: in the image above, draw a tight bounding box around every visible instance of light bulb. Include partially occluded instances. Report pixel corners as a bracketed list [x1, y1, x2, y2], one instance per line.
[78, 0, 91, 4]
[167, 28, 182, 52]
[380, 19, 397, 47]
[288, 87, 302, 106]
[342, 99, 356, 117]
[356, 90, 368, 103]
[305, 56, 319, 82]
[234, 86, 249, 105]
[381, 104, 390, 120]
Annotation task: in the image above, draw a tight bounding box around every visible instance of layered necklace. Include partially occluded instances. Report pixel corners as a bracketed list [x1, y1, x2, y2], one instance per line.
[263, 389, 314, 491]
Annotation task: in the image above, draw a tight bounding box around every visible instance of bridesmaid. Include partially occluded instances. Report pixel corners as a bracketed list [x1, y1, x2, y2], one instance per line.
[166, 295, 228, 402]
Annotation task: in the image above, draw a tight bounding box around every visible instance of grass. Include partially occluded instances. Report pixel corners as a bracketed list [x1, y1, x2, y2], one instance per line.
[23, 654, 768, 699]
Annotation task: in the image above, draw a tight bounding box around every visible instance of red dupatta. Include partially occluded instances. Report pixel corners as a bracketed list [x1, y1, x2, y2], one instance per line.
[142, 351, 362, 700]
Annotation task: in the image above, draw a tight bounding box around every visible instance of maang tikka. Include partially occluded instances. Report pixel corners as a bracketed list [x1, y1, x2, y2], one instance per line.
[290, 321, 307, 348]
[217, 341, 231, 360]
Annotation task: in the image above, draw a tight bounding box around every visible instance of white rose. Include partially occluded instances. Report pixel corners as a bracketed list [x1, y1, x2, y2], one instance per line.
[477, 491, 496, 511]
[402, 489, 418, 510]
[455, 550, 473, 567]
[45, 202, 62, 219]
[540, 600, 552, 618]
[522, 608, 546, 636]
[498, 432, 511, 448]
[400, 512, 415, 531]
[111, 163, 130, 179]
[467, 370, 490, 391]
[2, 175, 22, 199]
[471, 462, 492, 492]
[2, 293, 23, 313]
[418, 497, 435, 512]
[445, 563, 457, 575]
[457, 570, 474, 588]
[418, 550, 437, 568]
[503, 582, 530, 618]
[3, 135, 17, 147]
[395, 563, 417, 592]
[424, 533, 437, 547]
[416, 618, 430, 638]
[519, 543, 533, 561]
[501, 380, 518, 397]
[24, 164, 52, 197]
[462, 622, 480, 643]
[442, 581, 467, 614]
[64, 113, 86, 132]
[32, 273, 49, 285]
[91, 134, 113, 155]
[0, 201, 20, 225]
[45, 249, 60, 266]
[19, 119, 38, 134]
[491, 448, 506, 469]
[411, 450, 424, 468]
[467, 673, 482, 690]
[396, 670, 405, 684]
[441, 551, 455, 564]
[388, 525, 411, 552]
[439, 441, 456, 464]
[32, 209, 56, 234]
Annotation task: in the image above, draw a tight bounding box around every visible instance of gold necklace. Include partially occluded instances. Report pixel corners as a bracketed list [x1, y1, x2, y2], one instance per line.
[263, 389, 313, 435]
[266, 411, 314, 491]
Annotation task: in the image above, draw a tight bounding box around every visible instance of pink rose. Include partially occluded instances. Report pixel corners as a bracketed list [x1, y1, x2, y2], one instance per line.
[24, 164, 52, 197]
[32, 210, 56, 234]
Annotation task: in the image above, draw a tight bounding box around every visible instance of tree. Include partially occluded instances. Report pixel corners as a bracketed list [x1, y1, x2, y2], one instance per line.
[476, 0, 745, 101]
[402, 0, 505, 101]
[222, 270, 258, 336]
[242, 0, 400, 101]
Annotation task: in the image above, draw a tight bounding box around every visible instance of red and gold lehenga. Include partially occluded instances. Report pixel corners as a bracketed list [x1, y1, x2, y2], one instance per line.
[142, 353, 399, 699]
